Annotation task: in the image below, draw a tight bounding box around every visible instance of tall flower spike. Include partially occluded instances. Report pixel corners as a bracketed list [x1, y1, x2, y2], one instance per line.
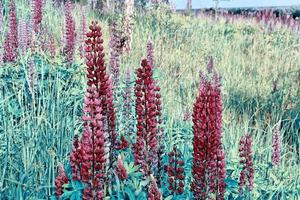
[238, 134, 254, 194]
[3, 0, 18, 63]
[147, 41, 155, 68]
[115, 156, 128, 181]
[18, 20, 30, 55]
[64, 0, 76, 63]
[85, 21, 116, 187]
[122, 69, 134, 141]
[154, 82, 164, 186]
[78, 7, 86, 59]
[148, 174, 162, 200]
[190, 58, 226, 199]
[31, 0, 43, 32]
[55, 165, 69, 198]
[272, 122, 281, 167]
[165, 146, 185, 195]
[134, 59, 159, 174]
[109, 21, 122, 89]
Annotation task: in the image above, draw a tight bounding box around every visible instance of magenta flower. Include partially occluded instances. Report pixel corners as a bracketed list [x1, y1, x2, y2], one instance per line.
[272, 122, 281, 167]
[239, 133, 254, 193]
[115, 156, 128, 181]
[190, 59, 226, 199]
[3, 0, 18, 63]
[148, 175, 162, 200]
[18, 20, 30, 55]
[55, 165, 69, 198]
[165, 146, 185, 195]
[122, 69, 134, 140]
[147, 41, 155, 68]
[78, 7, 86, 59]
[31, 0, 43, 32]
[109, 21, 122, 89]
[133, 59, 159, 174]
[64, 0, 76, 63]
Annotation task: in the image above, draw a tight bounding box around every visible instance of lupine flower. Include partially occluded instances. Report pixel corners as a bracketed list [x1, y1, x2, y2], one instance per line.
[116, 134, 129, 150]
[70, 135, 81, 180]
[109, 21, 122, 89]
[55, 165, 69, 198]
[31, 0, 43, 32]
[115, 156, 128, 181]
[154, 83, 165, 186]
[67, 22, 117, 199]
[148, 174, 162, 200]
[85, 21, 117, 185]
[64, 0, 76, 63]
[165, 146, 185, 195]
[122, 69, 135, 141]
[272, 122, 281, 167]
[78, 7, 86, 59]
[122, 0, 134, 52]
[133, 59, 159, 174]
[190, 59, 226, 199]
[147, 41, 155, 68]
[133, 134, 149, 174]
[239, 134, 254, 193]
[3, 0, 18, 63]
[18, 20, 30, 55]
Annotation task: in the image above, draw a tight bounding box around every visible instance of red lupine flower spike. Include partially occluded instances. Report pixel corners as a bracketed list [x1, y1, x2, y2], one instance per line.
[3, 0, 18, 63]
[272, 122, 281, 167]
[55, 165, 69, 198]
[238, 133, 255, 194]
[115, 156, 128, 181]
[191, 58, 226, 199]
[64, 0, 76, 63]
[148, 174, 162, 200]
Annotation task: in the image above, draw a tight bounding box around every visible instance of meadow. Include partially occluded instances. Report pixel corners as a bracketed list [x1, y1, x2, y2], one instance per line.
[0, 0, 299, 199]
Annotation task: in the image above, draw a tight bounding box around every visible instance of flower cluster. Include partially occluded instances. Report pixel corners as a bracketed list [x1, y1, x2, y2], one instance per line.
[165, 146, 185, 195]
[147, 41, 155, 68]
[255, 9, 299, 32]
[122, 69, 134, 141]
[272, 122, 281, 167]
[64, 0, 76, 63]
[78, 7, 86, 59]
[55, 165, 69, 198]
[134, 59, 159, 174]
[148, 175, 162, 200]
[154, 83, 164, 186]
[31, 0, 43, 32]
[18, 20, 30, 55]
[58, 22, 117, 200]
[109, 21, 122, 89]
[190, 59, 226, 199]
[115, 156, 128, 181]
[3, 0, 18, 63]
[239, 134, 254, 193]
[116, 134, 129, 150]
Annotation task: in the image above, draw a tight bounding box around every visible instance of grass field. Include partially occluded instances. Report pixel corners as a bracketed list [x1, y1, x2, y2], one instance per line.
[0, 1, 299, 199]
